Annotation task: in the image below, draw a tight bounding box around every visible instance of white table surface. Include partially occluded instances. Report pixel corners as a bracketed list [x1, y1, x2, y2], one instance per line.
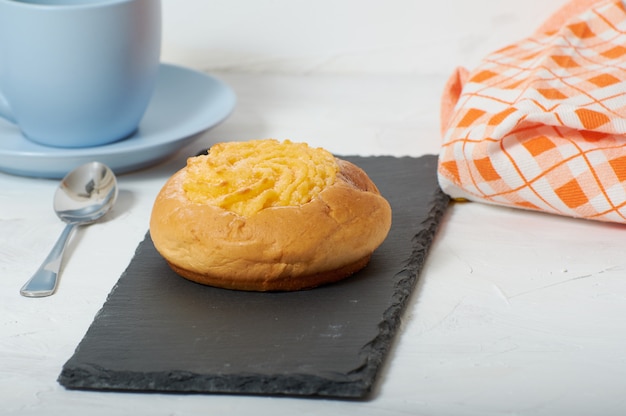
[2, 70, 626, 416]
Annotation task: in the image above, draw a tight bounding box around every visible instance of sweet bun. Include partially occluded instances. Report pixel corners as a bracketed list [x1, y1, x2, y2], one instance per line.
[149, 139, 392, 291]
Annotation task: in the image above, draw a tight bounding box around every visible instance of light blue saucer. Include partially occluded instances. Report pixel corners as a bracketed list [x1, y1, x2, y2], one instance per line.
[0, 64, 236, 178]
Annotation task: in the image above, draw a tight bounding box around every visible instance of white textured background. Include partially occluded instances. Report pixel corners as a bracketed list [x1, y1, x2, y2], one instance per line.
[161, 0, 570, 74]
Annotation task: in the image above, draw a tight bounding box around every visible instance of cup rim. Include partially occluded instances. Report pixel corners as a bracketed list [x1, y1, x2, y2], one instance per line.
[0, 0, 133, 10]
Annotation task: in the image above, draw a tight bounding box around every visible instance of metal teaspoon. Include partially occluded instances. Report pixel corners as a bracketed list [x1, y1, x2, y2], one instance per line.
[20, 162, 118, 297]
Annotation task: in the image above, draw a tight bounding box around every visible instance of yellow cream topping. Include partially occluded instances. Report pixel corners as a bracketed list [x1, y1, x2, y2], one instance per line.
[183, 139, 338, 217]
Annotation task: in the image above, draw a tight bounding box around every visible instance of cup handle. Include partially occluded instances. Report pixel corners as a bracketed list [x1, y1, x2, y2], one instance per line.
[0, 92, 16, 124]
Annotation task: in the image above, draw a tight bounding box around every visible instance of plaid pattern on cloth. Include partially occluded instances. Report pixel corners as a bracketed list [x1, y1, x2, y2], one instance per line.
[438, 0, 626, 223]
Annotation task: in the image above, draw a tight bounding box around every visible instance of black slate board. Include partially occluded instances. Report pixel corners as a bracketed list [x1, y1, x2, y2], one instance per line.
[58, 154, 449, 399]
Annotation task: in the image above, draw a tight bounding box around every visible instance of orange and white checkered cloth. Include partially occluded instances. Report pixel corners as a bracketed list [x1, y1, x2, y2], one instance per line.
[438, 0, 626, 223]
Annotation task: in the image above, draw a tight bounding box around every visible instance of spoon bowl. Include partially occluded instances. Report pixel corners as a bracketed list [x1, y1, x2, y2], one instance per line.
[20, 162, 118, 297]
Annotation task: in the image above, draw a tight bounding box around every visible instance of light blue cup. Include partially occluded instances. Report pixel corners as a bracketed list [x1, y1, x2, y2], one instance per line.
[0, 0, 161, 148]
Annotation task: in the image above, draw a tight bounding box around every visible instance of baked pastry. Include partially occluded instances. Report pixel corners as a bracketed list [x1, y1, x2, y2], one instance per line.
[149, 139, 392, 291]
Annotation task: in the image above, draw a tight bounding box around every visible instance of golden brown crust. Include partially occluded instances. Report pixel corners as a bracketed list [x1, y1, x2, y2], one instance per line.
[149, 157, 392, 291]
[166, 254, 372, 291]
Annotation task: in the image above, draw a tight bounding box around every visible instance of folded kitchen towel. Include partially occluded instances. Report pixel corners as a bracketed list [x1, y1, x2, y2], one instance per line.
[438, 0, 626, 223]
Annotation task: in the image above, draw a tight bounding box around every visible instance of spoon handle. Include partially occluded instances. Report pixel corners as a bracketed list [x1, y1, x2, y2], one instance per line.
[20, 223, 76, 298]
